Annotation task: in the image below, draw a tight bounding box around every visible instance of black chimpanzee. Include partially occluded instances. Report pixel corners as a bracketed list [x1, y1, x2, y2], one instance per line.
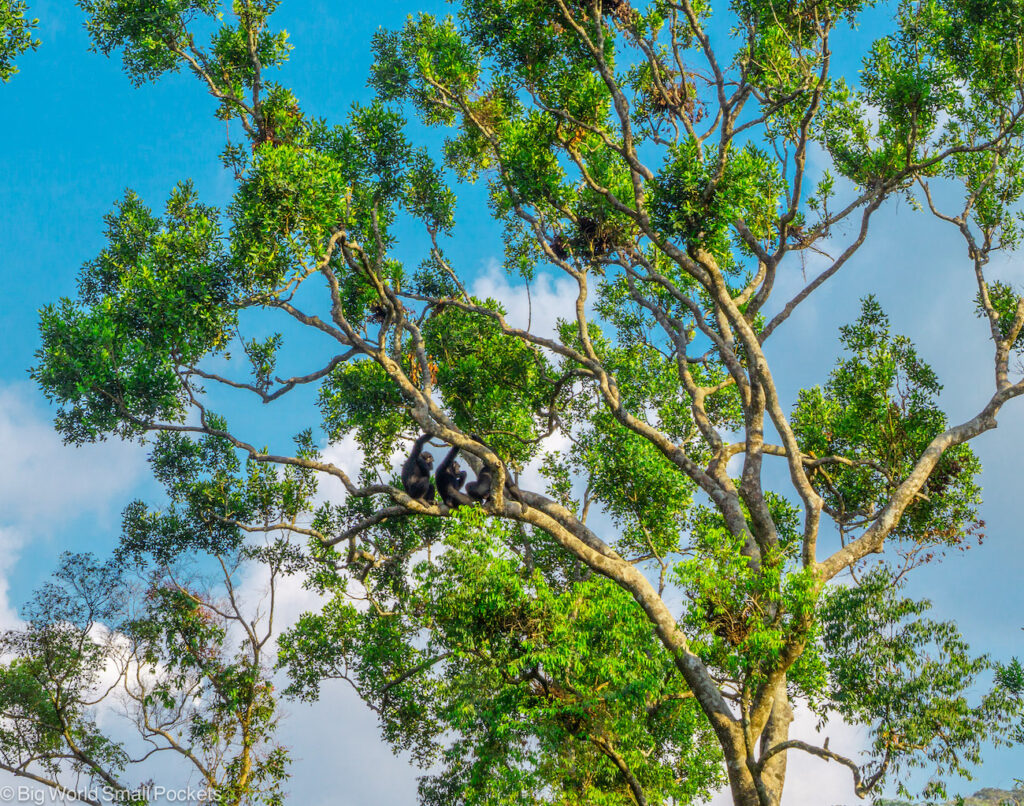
[435, 445, 471, 508]
[401, 433, 436, 502]
[464, 435, 524, 505]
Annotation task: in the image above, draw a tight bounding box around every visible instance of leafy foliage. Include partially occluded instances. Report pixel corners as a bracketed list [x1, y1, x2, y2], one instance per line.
[792, 297, 983, 545]
[815, 570, 1018, 800]
[19, 0, 1024, 803]
[0, 0, 38, 81]
[0, 547, 291, 806]
[280, 513, 725, 805]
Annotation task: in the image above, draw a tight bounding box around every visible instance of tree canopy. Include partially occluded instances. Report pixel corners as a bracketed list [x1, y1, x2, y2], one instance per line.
[9, 0, 1024, 804]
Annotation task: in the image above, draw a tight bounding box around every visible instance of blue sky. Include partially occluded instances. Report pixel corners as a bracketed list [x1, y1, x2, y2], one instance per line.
[0, 1, 1021, 802]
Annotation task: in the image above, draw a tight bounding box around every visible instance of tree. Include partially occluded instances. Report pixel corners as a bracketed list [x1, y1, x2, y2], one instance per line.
[25, 0, 1024, 803]
[996, 653, 1024, 787]
[0, 542, 293, 806]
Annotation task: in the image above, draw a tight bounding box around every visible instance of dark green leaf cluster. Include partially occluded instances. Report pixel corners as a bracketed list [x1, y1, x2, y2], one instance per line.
[574, 408, 695, 558]
[280, 513, 724, 805]
[674, 499, 818, 684]
[79, 0, 220, 84]
[319, 360, 407, 457]
[423, 301, 558, 461]
[125, 428, 317, 564]
[995, 657, 1024, 745]
[33, 185, 234, 443]
[650, 143, 782, 267]
[0, 0, 39, 82]
[792, 297, 982, 544]
[230, 142, 355, 290]
[977, 280, 1024, 351]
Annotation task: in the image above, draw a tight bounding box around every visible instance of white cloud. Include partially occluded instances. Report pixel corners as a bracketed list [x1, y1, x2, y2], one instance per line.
[318, 432, 365, 504]
[470, 260, 580, 340]
[0, 528, 23, 632]
[518, 430, 573, 496]
[0, 382, 149, 635]
[278, 683, 421, 806]
[317, 430, 413, 499]
[779, 707, 865, 806]
[238, 543, 328, 634]
[0, 383, 148, 531]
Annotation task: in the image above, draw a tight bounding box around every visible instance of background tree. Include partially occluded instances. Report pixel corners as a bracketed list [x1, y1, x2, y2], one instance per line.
[25, 0, 1024, 804]
[0, 537, 293, 806]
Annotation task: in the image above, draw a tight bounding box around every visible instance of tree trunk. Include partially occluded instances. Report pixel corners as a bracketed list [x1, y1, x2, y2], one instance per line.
[718, 729, 767, 806]
[758, 679, 793, 800]
[713, 682, 792, 806]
